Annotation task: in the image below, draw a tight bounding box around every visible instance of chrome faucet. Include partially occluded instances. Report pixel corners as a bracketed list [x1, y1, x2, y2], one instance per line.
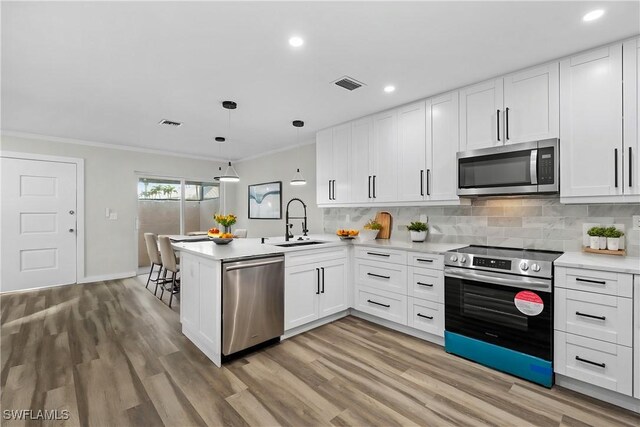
[285, 198, 308, 241]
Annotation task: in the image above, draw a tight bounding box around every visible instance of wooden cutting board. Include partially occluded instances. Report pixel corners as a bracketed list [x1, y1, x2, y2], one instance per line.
[375, 211, 393, 239]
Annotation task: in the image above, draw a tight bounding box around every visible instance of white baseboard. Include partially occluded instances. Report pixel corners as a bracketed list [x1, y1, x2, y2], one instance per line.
[555, 375, 640, 413]
[77, 271, 137, 284]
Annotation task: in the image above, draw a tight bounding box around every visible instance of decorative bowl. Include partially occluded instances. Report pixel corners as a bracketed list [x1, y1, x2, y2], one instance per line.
[359, 229, 379, 241]
[339, 236, 356, 241]
[211, 237, 233, 245]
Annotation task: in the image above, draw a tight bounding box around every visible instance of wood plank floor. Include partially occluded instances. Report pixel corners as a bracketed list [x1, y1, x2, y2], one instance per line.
[2, 277, 639, 427]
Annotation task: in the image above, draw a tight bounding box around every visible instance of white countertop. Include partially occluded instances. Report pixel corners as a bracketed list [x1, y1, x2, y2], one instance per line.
[554, 251, 640, 275]
[171, 234, 348, 261]
[172, 234, 464, 261]
[353, 239, 467, 254]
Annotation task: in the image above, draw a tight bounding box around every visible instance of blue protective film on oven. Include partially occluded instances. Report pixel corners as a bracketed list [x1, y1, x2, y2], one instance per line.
[445, 331, 553, 388]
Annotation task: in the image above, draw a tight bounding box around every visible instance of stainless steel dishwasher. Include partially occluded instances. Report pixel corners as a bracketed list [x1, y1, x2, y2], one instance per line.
[222, 254, 285, 356]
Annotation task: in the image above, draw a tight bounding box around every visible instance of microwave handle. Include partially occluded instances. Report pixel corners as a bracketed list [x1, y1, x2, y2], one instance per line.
[530, 149, 538, 185]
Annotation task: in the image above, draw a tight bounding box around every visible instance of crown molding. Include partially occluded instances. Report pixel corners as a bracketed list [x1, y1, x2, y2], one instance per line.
[236, 139, 315, 163]
[0, 130, 227, 163]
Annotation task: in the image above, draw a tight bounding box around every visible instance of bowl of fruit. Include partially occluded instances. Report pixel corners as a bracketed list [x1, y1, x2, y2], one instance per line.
[336, 229, 359, 240]
[211, 232, 234, 245]
[207, 227, 221, 238]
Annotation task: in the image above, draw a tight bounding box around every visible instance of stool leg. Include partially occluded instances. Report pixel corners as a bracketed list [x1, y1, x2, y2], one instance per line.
[155, 268, 166, 297]
[169, 274, 176, 308]
[145, 263, 155, 289]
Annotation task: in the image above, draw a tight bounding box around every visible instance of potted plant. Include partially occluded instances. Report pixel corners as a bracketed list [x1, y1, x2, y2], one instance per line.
[603, 226, 624, 251]
[361, 219, 382, 240]
[214, 213, 237, 234]
[406, 221, 428, 242]
[587, 226, 604, 249]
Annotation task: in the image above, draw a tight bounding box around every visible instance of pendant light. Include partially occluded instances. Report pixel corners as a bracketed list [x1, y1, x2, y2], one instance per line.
[213, 137, 225, 181]
[290, 120, 306, 186]
[218, 101, 240, 182]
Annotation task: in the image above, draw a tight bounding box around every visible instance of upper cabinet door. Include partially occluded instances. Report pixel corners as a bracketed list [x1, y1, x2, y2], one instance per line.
[503, 62, 559, 144]
[372, 109, 399, 202]
[351, 117, 374, 203]
[623, 38, 640, 196]
[560, 44, 623, 198]
[316, 128, 333, 205]
[459, 78, 504, 151]
[397, 101, 428, 202]
[332, 123, 351, 203]
[430, 91, 460, 201]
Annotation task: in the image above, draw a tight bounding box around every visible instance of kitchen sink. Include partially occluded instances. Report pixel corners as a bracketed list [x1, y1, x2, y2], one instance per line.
[272, 240, 328, 248]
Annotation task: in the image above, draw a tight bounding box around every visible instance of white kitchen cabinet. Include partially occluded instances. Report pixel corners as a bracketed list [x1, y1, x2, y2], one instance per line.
[350, 117, 374, 203]
[284, 256, 348, 331]
[315, 123, 351, 205]
[397, 100, 429, 201]
[459, 78, 503, 151]
[318, 258, 348, 317]
[503, 63, 559, 144]
[429, 91, 460, 201]
[372, 109, 399, 202]
[407, 297, 444, 337]
[560, 44, 624, 199]
[634, 275, 639, 399]
[355, 285, 408, 325]
[623, 38, 640, 197]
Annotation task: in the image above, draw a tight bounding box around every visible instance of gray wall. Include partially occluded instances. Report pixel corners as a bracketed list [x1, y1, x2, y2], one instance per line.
[323, 198, 640, 256]
[228, 142, 322, 238]
[1, 134, 224, 279]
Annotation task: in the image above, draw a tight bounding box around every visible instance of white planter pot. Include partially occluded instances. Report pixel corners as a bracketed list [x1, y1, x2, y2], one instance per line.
[410, 230, 427, 242]
[360, 229, 379, 241]
[607, 237, 620, 251]
[589, 236, 600, 249]
[599, 236, 607, 250]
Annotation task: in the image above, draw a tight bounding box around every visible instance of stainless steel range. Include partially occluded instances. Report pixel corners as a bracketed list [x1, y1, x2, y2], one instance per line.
[444, 245, 563, 387]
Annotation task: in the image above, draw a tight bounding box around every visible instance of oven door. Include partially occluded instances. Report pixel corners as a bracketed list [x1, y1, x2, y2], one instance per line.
[457, 141, 539, 196]
[444, 267, 552, 361]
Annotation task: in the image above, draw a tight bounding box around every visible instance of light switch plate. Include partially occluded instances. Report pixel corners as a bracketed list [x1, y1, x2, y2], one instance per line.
[633, 215, 640, 230]
[109, 212, 118, 220]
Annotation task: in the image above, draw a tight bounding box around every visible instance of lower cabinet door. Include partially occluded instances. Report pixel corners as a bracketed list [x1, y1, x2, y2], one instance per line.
[318, 259, 348, 318]
[554, 331, 633, 396]
[355, 286, 407, 325]
[407, 297, 444, 337]
[285, 265, 320, 330]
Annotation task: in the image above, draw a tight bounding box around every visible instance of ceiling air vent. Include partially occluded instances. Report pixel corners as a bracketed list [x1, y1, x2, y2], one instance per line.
[333, 76, 365, 91]
[158, 119, 182, 127]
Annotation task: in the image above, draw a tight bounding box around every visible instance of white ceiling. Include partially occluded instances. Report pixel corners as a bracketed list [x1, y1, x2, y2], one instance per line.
[2, 1, 639, 160]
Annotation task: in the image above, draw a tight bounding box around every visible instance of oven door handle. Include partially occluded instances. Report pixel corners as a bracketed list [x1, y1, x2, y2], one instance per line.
[444, 267, 551, 292]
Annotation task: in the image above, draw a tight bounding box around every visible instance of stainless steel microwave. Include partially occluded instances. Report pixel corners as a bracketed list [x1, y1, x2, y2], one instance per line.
[457, 139, 559, 196]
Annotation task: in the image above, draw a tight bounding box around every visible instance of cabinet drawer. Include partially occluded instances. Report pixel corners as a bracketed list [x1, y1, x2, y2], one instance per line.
[556, 267, 632, 297]
[355, 246, 407, 265]
[555, 288, 632, 346]
[408, 252, 444, 269]
[554, 331, 632, 396]
[286, 247, 348, 267]
[407, 266, 443, 303]
[407, 297, 444, 337]
[355, 260, 407, 294]
[355, 286, 407, 325]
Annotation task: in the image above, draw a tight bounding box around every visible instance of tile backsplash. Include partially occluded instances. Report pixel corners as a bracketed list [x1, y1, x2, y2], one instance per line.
[322, 197, 640, 256]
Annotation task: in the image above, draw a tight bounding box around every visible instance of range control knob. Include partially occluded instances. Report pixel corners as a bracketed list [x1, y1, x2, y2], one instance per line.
[520, 262, 529, 271]
[450, 255, 458, 262]
[460, 256, 467, 264]
[531, 263, 541, 272]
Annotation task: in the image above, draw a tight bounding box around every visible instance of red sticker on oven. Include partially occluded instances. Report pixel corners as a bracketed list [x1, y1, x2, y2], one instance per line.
[514, 291, 544, 316]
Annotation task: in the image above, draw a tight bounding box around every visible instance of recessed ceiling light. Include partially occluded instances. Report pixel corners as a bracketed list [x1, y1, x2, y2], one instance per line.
[289, 36, 304, 47]
[384, 85, 396, 93]
[583, 9, 604, 22]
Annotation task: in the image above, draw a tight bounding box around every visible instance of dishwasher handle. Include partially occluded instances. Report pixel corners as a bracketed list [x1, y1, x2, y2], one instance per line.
[224, 257, 284, 271]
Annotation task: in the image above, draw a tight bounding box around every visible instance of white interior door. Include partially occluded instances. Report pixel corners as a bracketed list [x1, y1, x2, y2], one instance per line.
[1, 157, 77, 292]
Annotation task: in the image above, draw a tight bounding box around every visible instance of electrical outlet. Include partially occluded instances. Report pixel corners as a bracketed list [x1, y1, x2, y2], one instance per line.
[633, 215, 640, 230]
[420, 214, 428, 223]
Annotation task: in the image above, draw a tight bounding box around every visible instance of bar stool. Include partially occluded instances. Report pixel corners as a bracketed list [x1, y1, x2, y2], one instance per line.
[143, 233, 164, 295]
[234, 229, 248, 238]
[158, 236, 180, 308]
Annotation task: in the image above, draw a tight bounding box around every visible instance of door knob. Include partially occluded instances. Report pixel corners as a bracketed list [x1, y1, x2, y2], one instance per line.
[69, 229, 75, 232]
